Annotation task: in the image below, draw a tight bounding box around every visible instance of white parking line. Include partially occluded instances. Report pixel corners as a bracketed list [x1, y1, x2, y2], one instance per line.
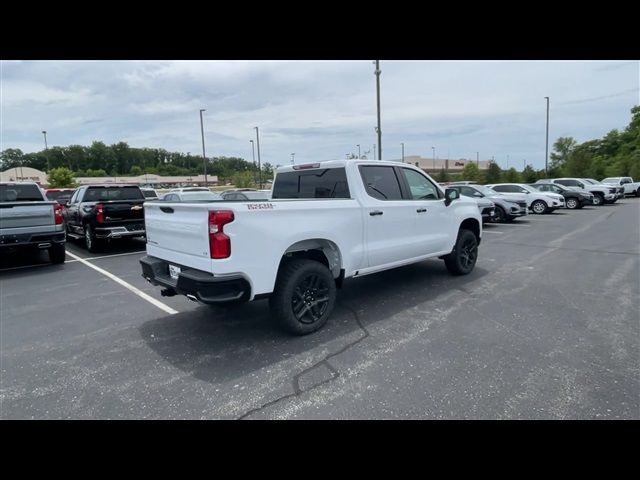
[66, 250, 145, 263]
[65, 251, 178, 315]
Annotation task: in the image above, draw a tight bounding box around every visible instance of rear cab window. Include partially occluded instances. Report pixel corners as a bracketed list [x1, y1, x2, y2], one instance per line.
[0, 184, 45, 202]
[272, 168, 351, 199]
[83, 186, 144, 201]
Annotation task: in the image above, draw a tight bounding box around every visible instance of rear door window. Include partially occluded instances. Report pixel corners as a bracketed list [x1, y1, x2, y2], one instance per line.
[272, 168, 350, 199]
[359, 166, 403, 200]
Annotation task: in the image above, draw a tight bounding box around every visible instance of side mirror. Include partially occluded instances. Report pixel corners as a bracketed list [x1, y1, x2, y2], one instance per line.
[444, 188, 459, 206]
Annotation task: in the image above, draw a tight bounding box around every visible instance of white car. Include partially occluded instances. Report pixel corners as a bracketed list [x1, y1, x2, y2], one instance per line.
[141, 160, 482, 335]
[485, 183, 565, 214]
[549, 178, 617, 205]
[600, 177, 640, 197]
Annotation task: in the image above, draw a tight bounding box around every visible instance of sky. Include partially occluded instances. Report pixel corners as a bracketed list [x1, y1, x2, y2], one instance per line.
[1, 60, 638, 170]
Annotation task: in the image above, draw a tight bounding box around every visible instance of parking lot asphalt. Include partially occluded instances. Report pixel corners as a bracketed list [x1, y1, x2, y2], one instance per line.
[1, 200, 638, 419]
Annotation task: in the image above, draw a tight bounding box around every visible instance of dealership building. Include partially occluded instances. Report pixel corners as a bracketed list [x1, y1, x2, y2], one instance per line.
[390, 156, 494, 174]
[0, 167, 218, 187]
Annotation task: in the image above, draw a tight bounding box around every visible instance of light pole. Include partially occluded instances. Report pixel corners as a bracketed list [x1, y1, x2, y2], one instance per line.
[544, 96, 550, 177]
[374, 60, 382, 160]
[476, 151, 479, 167]
[357, 144, 361, 159]
[431, 146, 435, 171]
[42, 130, 50, 171]
[250, 140, 256, 186]
[401, 143, 404, 163]
[255, 127, 262, 189]
[507, 154, 510, 169]
[199, 109, 208, 186]
[373, 144, 376, 160]
[291, 153, 295, 164]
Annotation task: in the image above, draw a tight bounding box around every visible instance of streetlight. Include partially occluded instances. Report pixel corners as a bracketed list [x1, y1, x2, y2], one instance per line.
[373, 144, 376, 160]
[374, 60, 382, 160]
[357, 144, 361, 159]
[199, 109, 208, 187]
[476, 151, 479, 167]
[254, 127, 262, 189]
[42, 130, 50, 171]
[291, 153, 295, 164]
[544, 96, 550, 177]
[401, 143, 405, 163]
[431, 146, 435, 171]
[507, 154, 510, 169]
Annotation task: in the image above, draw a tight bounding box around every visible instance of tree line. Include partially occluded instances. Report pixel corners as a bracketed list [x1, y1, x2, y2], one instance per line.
[0, 141, 274, 184]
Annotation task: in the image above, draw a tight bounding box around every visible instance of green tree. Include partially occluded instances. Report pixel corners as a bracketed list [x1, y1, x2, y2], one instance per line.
[130, 165, 143, 176]
[47, 167, 78, 188]
[521, 165, 538, 183]
[233, 171, 255, 188]
[549, 137, 577, 174]
[484, 161, 502, 184]
[437, 168, 450, 183]
[461, 162, 482, 182]
[502, 167, 521, 183]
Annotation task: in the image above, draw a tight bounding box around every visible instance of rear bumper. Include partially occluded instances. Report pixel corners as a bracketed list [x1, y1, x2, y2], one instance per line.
[140, 255, 250, 304]
[0, 231, 65, 249]
[95, 224, 145, 239]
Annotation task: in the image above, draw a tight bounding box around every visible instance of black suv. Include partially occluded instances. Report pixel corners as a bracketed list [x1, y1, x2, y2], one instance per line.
[529, 182, 594, 209]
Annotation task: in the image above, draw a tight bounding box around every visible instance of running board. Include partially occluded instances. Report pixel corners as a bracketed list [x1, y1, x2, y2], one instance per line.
[66, 232, 83, 239]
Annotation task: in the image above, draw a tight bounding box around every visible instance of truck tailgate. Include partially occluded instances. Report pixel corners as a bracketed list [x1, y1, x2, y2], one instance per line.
[144, 203, 212, 271]
[0, 202, 55, 231]
[103, 201, 145, 222]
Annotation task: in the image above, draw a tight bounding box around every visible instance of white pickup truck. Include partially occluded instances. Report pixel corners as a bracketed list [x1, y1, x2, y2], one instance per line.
[140, 160, 482, 334]
[601, 177, 640, 197]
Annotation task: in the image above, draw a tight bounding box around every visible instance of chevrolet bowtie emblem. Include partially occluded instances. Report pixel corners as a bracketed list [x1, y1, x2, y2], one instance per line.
[131, 205, 143, 211]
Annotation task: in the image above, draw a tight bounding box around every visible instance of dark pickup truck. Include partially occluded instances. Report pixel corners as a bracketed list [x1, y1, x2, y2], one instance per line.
[63, 184, 146, 252]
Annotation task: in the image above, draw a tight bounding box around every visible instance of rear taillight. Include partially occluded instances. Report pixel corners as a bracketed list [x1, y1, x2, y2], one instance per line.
[208, 210, 234, 259]
[54, 203, 64, 225]
[95, 203, 104, 223]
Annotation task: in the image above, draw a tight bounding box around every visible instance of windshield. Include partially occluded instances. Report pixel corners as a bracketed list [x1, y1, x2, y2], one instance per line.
[142, 190, 157, 198]
[582, 179, 599, 184]
[46, 190, 74, 201]
[601, 178, 619, 183]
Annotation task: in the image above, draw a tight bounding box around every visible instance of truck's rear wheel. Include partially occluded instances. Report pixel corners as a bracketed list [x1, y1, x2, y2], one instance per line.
[270, 259, 336, 335]
[49, 243, 66, 264]
[592, 193, 604, 206]
[84, 225, 101, 253]
[444, 229, 478, 276]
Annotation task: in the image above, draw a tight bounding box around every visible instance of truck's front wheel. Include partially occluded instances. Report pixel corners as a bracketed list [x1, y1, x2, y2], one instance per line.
[270, 259, 336, 335]
[444, 229, 478, 276]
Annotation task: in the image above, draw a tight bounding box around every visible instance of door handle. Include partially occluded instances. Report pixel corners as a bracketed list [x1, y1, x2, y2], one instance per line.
[416, 208, 427, 213]
[369, 210, 383, 216]
[160, 207, 174, 214]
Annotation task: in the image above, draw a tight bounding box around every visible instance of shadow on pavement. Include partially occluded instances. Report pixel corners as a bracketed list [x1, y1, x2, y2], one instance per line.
[139, 260, 489, 384]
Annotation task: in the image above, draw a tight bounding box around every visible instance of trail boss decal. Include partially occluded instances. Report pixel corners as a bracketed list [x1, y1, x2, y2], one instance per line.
[247, 202, 274, 210]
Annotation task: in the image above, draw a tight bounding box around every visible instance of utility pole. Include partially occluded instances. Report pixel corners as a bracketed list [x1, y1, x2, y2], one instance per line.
[291, 153, 295, 164]
[199, 109, 208, 186]
[374, 60, 382, 160]
[507, 154, 510, 169]
[42, 131, 49, 171]
[373, 144, 376, 160]
[431, 146, 436, 171]
[255, 127, 262, 189]
[401, 143, 404, 163]
[250, 140, 256, 186]
[476, 151, 479, 167]
[544, 96, 550, 177]
[357, 144, 361, 159]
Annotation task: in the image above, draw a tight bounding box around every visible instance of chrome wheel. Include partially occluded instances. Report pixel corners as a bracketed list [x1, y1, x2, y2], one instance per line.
[532, 201, 547, 214]
[566, 198, 578, 209]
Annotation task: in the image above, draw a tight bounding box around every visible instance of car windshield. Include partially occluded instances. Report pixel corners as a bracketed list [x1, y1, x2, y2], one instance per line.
[601, 178, 619, 183]
[46, 190, 74, 201]
[142, 190, 157, 198]
[582, 179, 599, 184]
